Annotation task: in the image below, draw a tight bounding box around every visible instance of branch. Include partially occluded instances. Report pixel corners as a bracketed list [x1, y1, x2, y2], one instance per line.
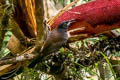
[35, 0, 44, 42]
[0, 53, 35, 65]
[0, 47, 36, 65]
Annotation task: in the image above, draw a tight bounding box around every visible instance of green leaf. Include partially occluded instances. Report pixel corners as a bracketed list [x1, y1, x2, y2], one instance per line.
[99, 52, 117, 80]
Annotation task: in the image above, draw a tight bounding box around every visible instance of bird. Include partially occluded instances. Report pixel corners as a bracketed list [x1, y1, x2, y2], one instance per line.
[28, 19, 75, 68]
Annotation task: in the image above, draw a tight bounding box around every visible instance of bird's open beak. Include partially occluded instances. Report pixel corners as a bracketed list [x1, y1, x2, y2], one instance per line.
[67, 19, 76, 26]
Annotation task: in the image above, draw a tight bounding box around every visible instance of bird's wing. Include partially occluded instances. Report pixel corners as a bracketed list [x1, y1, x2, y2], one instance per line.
[42, 30, 65, 51]
[40, 29, 68, 58]
[42, 39, 67, 55]
[29, 28, 68, 68]
[28, 32, 67, 68]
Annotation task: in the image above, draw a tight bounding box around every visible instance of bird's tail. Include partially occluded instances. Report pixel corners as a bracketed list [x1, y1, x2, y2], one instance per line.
[28, 53, 44, 68]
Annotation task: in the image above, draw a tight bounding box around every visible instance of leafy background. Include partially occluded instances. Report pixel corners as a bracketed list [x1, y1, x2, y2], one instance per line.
[0, 0, 120, 80]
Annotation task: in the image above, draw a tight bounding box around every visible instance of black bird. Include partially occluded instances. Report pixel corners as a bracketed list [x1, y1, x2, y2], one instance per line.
[29, 19, 75, 68]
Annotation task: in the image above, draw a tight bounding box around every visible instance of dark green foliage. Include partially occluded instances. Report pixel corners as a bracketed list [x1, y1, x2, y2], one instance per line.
[16, 67, 39, 80]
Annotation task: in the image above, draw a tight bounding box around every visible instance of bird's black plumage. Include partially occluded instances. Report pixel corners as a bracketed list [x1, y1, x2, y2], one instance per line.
[29, 20, 75, 68]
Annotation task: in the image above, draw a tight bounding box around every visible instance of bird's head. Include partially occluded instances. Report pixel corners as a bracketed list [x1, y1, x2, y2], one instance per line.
[57, 19, 76, 31]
